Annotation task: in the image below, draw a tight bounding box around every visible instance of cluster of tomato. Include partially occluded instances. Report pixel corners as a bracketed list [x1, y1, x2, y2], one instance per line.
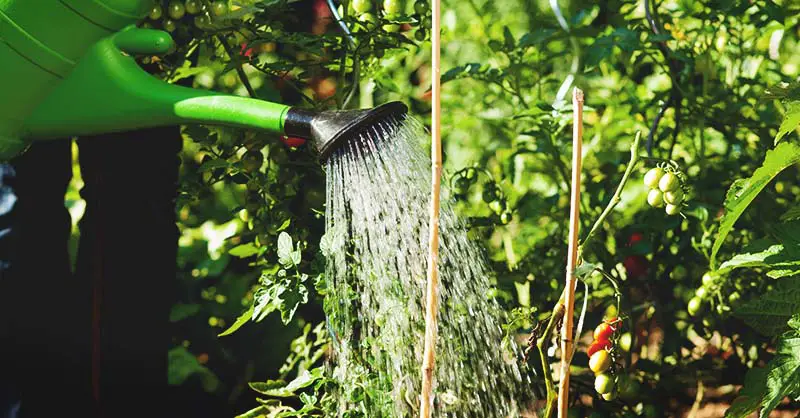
[143, 0, 228, 33]
[587, 317, 621, 401]
[350, 0, 429, 40]
[643, 166, 687, 216]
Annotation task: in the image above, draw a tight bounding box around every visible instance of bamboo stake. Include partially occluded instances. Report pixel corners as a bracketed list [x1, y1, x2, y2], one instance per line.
[419, 0, 442, 416]
[557, 87, 583, 418]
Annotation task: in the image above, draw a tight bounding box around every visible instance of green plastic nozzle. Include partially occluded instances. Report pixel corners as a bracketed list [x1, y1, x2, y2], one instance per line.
[22, 27, 291, 143]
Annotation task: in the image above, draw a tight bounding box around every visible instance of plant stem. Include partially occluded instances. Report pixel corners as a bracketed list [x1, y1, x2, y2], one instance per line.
[537, 292, 566, 418]
[578, 131, 642, 253]
[419, 0, 442, 416]
[217, 35, 258, 98]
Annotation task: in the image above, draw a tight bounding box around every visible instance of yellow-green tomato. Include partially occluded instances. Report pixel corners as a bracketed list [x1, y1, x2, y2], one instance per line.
[149, 5, 163, 20]
[665, 203, 681, 216]
[353, 0, 373, 13]
[601, 388, 618, 401]
[383, 0, 403, 14]
[702, 271, 718, 286]
[664, 189, 684, 205]
[688, 296, 704, 317]
[589, 350, 612, 374]
[595, 373, 615, 395]
[647, 189, 665, 208]
[643, 167, 664, 189]
[658, 172, 680, 192]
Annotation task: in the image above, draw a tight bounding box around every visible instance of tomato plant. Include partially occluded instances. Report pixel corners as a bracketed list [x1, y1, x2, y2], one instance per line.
[63, 0, 800, 416]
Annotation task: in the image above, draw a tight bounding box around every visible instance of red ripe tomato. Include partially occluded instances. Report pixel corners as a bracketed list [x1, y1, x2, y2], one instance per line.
[587, 339, 612, 358]
[593, 322, 616, 341]
[623, 255, 648, 279]
[240, 43, 254, 58]
[627, 232, 644, 246]
[281, 136, 306, 148]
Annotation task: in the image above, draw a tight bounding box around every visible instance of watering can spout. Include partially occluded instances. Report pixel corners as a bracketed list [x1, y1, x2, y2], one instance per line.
[21, 26, 409, 162]
[22, 28, 291, 143]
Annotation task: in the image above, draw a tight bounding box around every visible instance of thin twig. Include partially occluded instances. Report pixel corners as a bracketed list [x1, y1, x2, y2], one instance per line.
[419, 0, 442, 416]
[537, 295, 566, 418]
[579, 131, 642, 252]
[557, 87, 583, 418]
[217, 35, 258, 98]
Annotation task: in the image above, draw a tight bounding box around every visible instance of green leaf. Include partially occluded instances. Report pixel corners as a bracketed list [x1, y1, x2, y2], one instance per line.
[734, 277, 800, 336]
[229, 243, 260, 258]
[718, 240, 800, 276]
[249, 368, 322, 397]
[503, 26, 515, 49]
[277, 232, 294, 267]
[234, 405, 271, 418]
[276, 218, 292, 232]
[169, 303, 200, 322]
[710, 141, 800, 268]
[217, 304, 254, 337]
[517, 28, 556, 49]
[776, 101, 800, 143]
[781, 205, 800, 222]
[761, 324, 800, 416]
[726, 367, 769, 418]
[168, 346, 219, 390]
[198, 158, 231, 172]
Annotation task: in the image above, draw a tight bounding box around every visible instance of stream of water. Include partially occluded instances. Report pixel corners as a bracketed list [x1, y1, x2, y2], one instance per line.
[322, 114, 535, 417]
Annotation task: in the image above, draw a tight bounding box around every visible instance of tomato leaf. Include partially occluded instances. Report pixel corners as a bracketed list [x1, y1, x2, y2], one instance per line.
[734, 277, 800, 336]
[168, 346, 219, 391]
[776, 101, 800, 144]
[277, 232, 294, 267]
[249, 368, 323, 397]
[710, 141, 800, 269]
[229, 243, 260, 258]
[760, 320, 800, 416]
[217, 304, 254, 337]
[726, 367, 768, 418]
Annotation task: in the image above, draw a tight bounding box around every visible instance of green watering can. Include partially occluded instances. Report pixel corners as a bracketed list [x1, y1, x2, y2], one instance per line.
[0, 0, 406, 162]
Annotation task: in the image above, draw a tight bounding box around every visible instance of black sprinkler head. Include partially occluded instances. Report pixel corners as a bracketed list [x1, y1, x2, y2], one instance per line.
[283, 101, 409, 161]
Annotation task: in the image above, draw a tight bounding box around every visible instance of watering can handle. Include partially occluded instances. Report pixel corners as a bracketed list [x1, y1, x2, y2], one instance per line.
[112, 27, 175, 56]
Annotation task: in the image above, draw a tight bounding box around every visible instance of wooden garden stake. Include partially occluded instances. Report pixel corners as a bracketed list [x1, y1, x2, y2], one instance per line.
[557, 87, 583, 418]
[420, 0, 442, 417]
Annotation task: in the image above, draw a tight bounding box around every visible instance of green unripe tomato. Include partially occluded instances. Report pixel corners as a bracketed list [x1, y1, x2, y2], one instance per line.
[358, 12, 377, 26]
[414, 28, 426, 41]
[242, 150, 264, 173]
[413, 0, 428, 14]
[601, 388, 618, 401]
[665, 203, 681, 216]
[728, 291, 741, 304]
[500, 211, 512, 225]
[647, 188, 665, 208]
[619, 332, 632, 352]
[643, 167, 664, 189]
[687, 296, 704, 317]
[194, 14, 211, 29]
[353, 0, 373, 13]
[185, 0, 202, 14]
[618, 376, 641, 401]
[149, 5, 163, 20]
[664, 189, 684, 205]
[383, 0, 403, 14]
[168, 1, 186, 19]
[695, 286, 708, 298]
[212, 1, 228, 15]
[658, 172, 680, 192]
[422, 15, 432, 28]
[594, 373, 615, 395]
[702, 271, 718, 286]
[162, 18, 177, 32]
